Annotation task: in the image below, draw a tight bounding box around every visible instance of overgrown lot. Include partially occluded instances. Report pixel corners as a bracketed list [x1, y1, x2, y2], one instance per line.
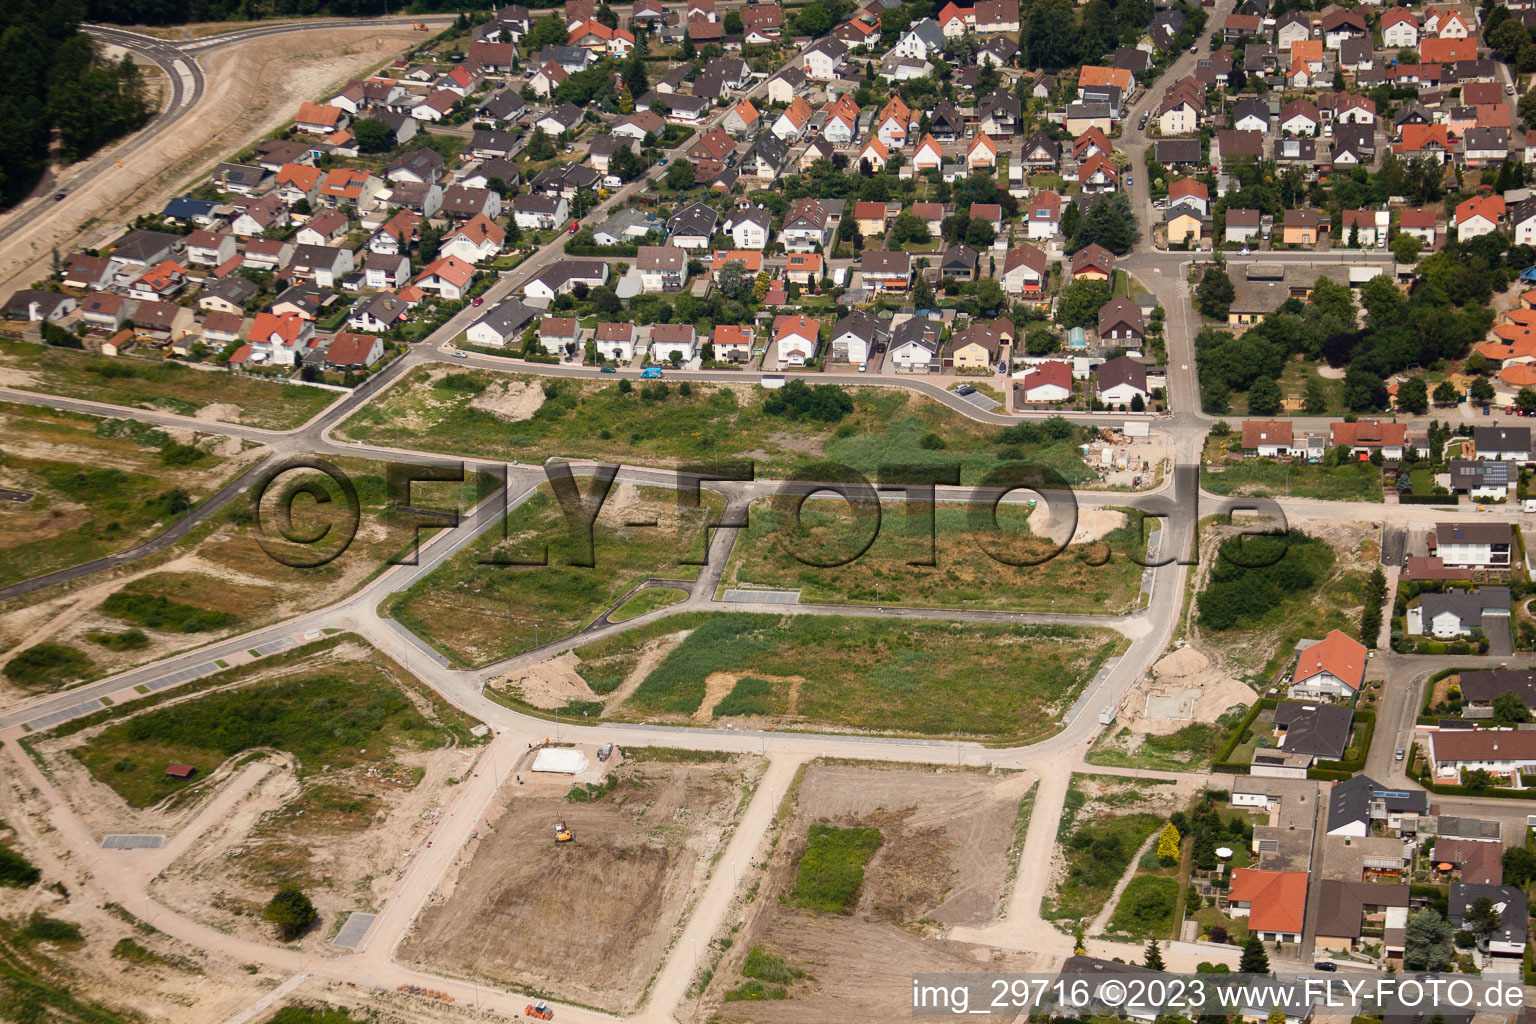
[621, 612, 1121, 739]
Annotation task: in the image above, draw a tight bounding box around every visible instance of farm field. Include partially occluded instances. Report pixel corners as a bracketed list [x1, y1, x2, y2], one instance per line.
[0, 339, 337, 429]
[338, 366, 1099, 484]
[722, 497, 1146, 614]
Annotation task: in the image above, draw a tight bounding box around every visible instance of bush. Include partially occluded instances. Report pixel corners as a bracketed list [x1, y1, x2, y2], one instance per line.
[1110, 875, 1179, 935]
[762, 379, 853, 422]
[263, 886, 317, 940]
[1197, 531, 1333, 632]
[21, 914, 82, 945]
[101, 592, 233, 633]
[2, 643, 92, 688]
[0, 845, 41, 887]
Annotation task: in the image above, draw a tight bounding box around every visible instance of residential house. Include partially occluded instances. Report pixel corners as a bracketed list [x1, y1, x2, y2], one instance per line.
[859, 250, 911, 293]
[1027, 190, 1062, 240]
[951, 320, 1012, 370]
[637, 245, 689, 292]
[1330, 419, 1406, 458]
[1001, 244, 1048, 298]
[726, 208, 772, 250]
[323, 332, 383, 370]
[441, 215, 506, 265]
[1433, 522, 1514, 570]
[522, 259, 608, 303]
[1407, 587, 1511, 639]
[1241, 419, 1294, 457]
[466, 299, 537, 347]
[244, 311, 313, 366]
[537, 316, 580, 356]
[348, 292, 409, 332]
[413, 255, 477, 301]
[830, 311, 885, 365]
[1072, 243, 1115, 282]
[711, 324, 753, 363]
[1290, 629, 1367, 700]
[1018, 361, 1072, 403]
[667, 202, 720, 249]
[941, 244, 979, 281]
[771, 314, 819, 365]
[1097, 296, 1144, 346]
[1226, 869, 1308, 943]
[888, 315, 941, 372]
[511, 194, 569, 231]
[650, 323, 698, 363]
[1455, 195, 1506, 240]
[782, 198, 834, 251]
[1094, 355, 1148, 407]
[1282, 209, 1327, 246]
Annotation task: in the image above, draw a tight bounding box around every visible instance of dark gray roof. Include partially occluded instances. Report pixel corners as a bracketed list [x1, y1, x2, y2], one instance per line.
[203, 276, 258, 304]
[1417, 588, 1511, 628]
[890, 315, 940, 352]
[1157, 139, 1201, 165]
[1314, 880, 1409, 940]
[1449, 459, 1511, 489]
[1458, 668, 1536, 707]
[471, 298, 537, 339]
[1272, 700, 1354, 759]
[1474, 426, 1531, 453]
[667, 201, 720, 238]
[1449, 883, 1528, 945]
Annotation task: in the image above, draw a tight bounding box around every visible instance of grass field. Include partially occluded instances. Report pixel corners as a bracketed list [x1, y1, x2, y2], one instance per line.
[0, 402, 236, 586]
[389, 485, 717, 666]
[722, 499, 1147, 613]
[619, 613, 1121, 739]
[72, 642, 480, 807]
[610, 587, 688, 621]
[1109, 874, 1180, 938]
[339, 367, 1097, 485]
[1201, 458, 1382, 502]
[791, 824, 883, 914]
[570, 613, 712, 694]
[0, 339, 336, 428]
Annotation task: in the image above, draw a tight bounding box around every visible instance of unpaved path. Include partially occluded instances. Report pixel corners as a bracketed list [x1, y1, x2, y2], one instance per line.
[1088, 828, 1161, 935]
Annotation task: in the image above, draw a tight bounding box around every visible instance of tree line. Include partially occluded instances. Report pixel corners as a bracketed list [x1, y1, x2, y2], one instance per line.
[1, 0, 153, 208]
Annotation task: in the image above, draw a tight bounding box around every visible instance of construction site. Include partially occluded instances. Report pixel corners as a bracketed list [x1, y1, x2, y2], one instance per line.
[399, 748, 766, 1016]
[697, 763, 1041, 1023]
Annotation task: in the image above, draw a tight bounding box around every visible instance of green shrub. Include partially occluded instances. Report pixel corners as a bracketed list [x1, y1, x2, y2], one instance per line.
[791, 824, 882, 913]
[21, 914, 82, 946]
[2, 643, 92, 688]
[1110, 875, 1179, 936]
[0, 845, 41, 887]
[742, 945, 805, 984]
[101, 592, 233, 633]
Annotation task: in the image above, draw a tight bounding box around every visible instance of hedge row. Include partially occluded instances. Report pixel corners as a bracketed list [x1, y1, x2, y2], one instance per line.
[1397, 494, 1458, 505]
[564, 242, 639, 258]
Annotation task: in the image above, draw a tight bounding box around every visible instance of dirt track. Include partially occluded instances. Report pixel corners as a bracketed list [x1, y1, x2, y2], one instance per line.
[0, 25, 426, 297]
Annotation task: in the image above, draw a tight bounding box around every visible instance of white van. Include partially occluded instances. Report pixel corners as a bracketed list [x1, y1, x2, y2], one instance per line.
[1524, 499, 1536, 513]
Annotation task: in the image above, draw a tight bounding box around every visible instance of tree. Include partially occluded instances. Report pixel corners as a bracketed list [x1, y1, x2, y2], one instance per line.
[1504, 845, 1536, 887]
[717, 259, 750, 301]
[1201, 380, 1231, 415]
[609, 143, 642, 182]
[528, 13, 570, 50]
[964, 217, 997, 248]
[1056, 279, 1112, 328]
[1396, 376, 1429, 415]
[1404, 909, 1454, 970]
[1247, 376, 1282, 416]
[524, 126, 556, 161]
[1144, 938, 1166, 972]
[1304, 377, 1329, 414]
[665, 160, 696, 190]
[724, 9, 744, 34]
[1471, 376, 1497, 404]
[1493, 690, 1532, 725]
[912, 272, 936, 311]
[623, 54, 649, 98]
[1196, 266, 1235, 320]
[890, 211, 930, 245]
[1433, 380, 1460, 406]
[973, 278, 1006, 316]
[1156, 822, 1181, 865]
[1361, 566, 1386, 649]
[351, 117, 394, 153]
[263, 886, 317, 940]
[1025, 327, 1058, 355]
[1239, 935, 1270, 975]
[1391, 232, 1423, 265]
[1521, 388, 1536, 415]
[1343, 366, 1385, 411]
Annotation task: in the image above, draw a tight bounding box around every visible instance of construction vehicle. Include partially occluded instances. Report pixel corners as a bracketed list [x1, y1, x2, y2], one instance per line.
[411, 20, 428, 29]
[554, 816, 572, 843]
[527, 1002, 554, 1020]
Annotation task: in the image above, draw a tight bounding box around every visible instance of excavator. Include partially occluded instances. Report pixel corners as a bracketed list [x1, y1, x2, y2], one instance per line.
[554, 816, 572, 843]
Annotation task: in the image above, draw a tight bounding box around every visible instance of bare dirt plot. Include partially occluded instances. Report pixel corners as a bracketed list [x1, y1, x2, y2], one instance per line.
[0, 25, 429, 298]
[399, 752, 764, 1014]
[701, 764, 1041, 1024]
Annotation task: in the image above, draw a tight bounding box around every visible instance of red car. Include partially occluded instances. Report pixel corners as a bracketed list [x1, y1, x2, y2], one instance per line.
[471, 296, 484, 306]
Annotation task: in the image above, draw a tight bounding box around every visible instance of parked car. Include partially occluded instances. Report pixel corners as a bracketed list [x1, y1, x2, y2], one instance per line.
[1313, 961, 1338, 972]
[858, 363, 867, 372]
[641, 367, 663, 378]
[452, 351, 468, 359]
[955, 384, 975, 396]
[600, 365, 616, 373]
[471, 296, 484, 306]
[1395, 748, 1405, 761]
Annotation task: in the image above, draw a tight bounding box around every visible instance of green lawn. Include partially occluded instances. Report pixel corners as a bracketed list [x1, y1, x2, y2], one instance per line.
[621, 612, 1121, 739]
[1109, 874, 1180, 938]
[0, 339, 336, 428]
[389, 485, 717, 666]
[570, 613, 712, 695]
[1201, 458, 1382, 502]
[722, 499, 1147, 614]
[71, 639, 481, 807]
[339, 367, 1098, 485]
[0, 402, 233, 586]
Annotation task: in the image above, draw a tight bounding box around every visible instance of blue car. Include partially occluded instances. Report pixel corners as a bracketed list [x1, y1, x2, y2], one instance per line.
[600, 366, 617, 373]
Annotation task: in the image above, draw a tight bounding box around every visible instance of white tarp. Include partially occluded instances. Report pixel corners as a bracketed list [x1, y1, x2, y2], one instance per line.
[531, 748, 589, 774]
